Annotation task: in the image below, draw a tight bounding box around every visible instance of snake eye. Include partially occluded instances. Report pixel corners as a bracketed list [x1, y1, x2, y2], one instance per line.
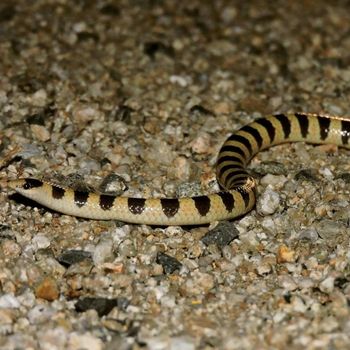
[23, 179, 44, 190]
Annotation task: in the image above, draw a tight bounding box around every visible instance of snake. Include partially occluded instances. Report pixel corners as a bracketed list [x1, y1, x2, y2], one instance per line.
[6, 113, 350, 225]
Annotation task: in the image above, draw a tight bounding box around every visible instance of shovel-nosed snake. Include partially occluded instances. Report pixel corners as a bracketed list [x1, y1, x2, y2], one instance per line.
[6, 113, 350, 225]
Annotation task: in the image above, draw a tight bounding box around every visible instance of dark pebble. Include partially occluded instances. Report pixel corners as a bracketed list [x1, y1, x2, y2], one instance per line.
[334, 277, 349, 289]
[156, 252, 182, 274]
[295, 169, 319, 182]
[75, 297, 129, 317]
[201, 221, 239, 248]
[336, 173, 350, 183]
[57, 250, 92, 267]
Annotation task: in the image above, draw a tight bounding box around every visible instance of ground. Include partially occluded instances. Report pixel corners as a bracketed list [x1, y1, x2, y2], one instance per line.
[1, 1, 350, 349]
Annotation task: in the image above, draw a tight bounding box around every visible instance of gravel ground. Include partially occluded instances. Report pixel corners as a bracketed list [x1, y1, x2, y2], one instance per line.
[1, 1, 350, 349]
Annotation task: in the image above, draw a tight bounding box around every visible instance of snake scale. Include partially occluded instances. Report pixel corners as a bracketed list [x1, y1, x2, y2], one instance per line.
[7, 113, 350, 225]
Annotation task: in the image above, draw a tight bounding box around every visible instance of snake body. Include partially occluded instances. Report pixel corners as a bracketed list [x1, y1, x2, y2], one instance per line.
[7, 113, 350, 225]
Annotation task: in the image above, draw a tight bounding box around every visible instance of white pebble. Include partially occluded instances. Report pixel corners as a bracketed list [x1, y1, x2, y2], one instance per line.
[291, 296, 307, 313]
[0, 294, 20, 309]
[30, 125, 51, 142]
[32, 234, 51, 250]
[256, 185, 281, 215]
[31, 89, 48, 107]
[93, 239, 113, 266]
[319, 276, 335, 293]
[257, 263, 271, 275]
[319, 167, 333, 179]
[170, 336, 196, 350]
[111, 225, 131, 245]
[279, 275, 298, 291]
[273, 311, 286, 323]
[37, 328, 68, 350]
[28, 305, 55, 324]
[260, 174, 287, 187]
[191, 133, 211, 154]
[68, 332, 103, 350]
[169, 75, 190, 87]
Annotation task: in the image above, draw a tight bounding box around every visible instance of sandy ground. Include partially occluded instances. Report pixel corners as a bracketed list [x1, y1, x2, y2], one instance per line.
[1, 1, 350, 349]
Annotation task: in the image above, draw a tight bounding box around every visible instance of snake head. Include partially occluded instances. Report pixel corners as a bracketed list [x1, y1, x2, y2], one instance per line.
[7, 178, 44, 193]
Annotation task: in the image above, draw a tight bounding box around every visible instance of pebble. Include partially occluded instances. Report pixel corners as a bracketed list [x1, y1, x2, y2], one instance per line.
[172, 156, 191, 180]
[278, 276, 298, 291]
[156, 252, 182, 274]
[256, 185, 281, 215]
[31, 89, 48, 107]
[1, 239, 21, 257]
[57, 250, 92, 267]
[260, 174, 287, 187]
[190, 132, 211, 154]
[68, 332, 103, 350]
[30, 124, 51, 142]
[36, 328, 68, 350]
[35, 277, 60, 301]
[182, 271, 215, 295]
[27, 304, 55, 324]
[298, 228, 319, 241]
[0, 294, 20, 309]
[75, 297, 129, 317]
[319, 276, 335, 294]
[93, 239, 114, 266]
[170, 336, 196, 350]
[315, 220, 345, 240]
[277, 245, 296, 263]
[169, 75, 190, 87]
[32, 234, 51, 251]
[201, 221, 239, 248]
[72, 105, 103, 124]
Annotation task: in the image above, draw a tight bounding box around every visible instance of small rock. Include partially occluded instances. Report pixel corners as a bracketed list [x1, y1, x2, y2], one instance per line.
[295, 169, 319, 182]
[191, 132, 211, 154]
[99, 174, 128, 195]
[0, 294, 20, 308]
[257, 263, 272, 275]
[201, 221, 239, 248]
[172, 156, 191, 180]
[319, 276, 335, 294]
[277, 245, 296, 263]
[0, 308, 15, 325]
[315, 220, 345, 240]
[93, 239, 114, 266]
[31, 89, 48, 107]
[183, 271, 215, 295]
[30, 124, 51, 142]
[298, 228, 319, 241]
[279, 275, 298, 291]
[68, 332, 103, 350]
[32, 234, 51, 251]
[213, 101, 232, 114]
[35, 277, 59, 301]
[169, 75, 189, 87]
[75, 297, 129, 317]
[57, 250, 92, 267]
[260, 174, 287, 187]
[156, 252, 182, 274]
[291, 296, 307, 313]
[256, 185, 280, 215]
[28, 304, 55, 324]
[170, 336, 196, 350]
[37, 328, 68, 350]
[1, 239, 21, 257]
[73, 105, 102, 123]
